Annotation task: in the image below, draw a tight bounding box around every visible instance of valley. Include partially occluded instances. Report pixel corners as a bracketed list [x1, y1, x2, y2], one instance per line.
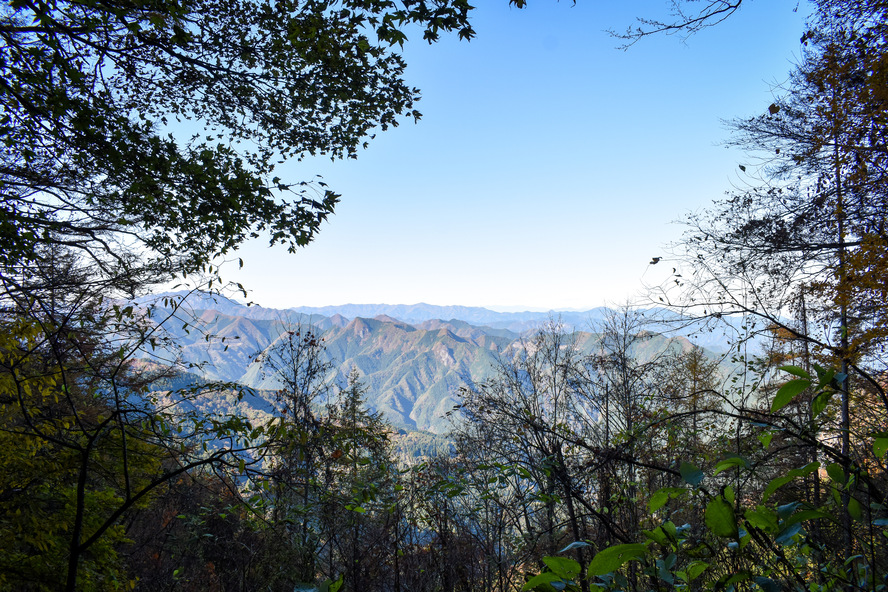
[141, 291, 734, 434]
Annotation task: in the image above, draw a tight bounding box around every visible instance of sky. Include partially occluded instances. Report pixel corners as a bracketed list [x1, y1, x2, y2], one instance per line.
[223, 0, 811, 311]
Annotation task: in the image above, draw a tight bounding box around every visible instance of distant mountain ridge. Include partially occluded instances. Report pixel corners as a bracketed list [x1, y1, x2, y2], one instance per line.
[139, 291, 754, 352]
[287, 302, 611, 332]
[138, 292, 611, 330]
[136, 291, 747, 433]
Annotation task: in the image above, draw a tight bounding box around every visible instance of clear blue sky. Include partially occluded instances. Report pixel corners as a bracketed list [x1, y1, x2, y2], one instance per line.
[225, 0, 809, 311]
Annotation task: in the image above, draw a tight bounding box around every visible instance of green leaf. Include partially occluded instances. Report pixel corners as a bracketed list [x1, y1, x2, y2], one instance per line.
[772, 379, 810, 412]
[763, 476, 793, 503]
[814, 367, 837, 389]
[812, 390, 832, 418]
[657, 557, 675, 585]
[714, 455, 750, 475]
[778, 365, 810, 379]
[775, 522, 802, 545]
[648, 487, 686, 513]
[542, 556, 580, 579]
[787, 461, 821, 479]
[756, 576, 780, 592]
[761, 462, 820, 501]
[826, 463, 846, 485]
[649, 489, 670, 513]
[680, 461, 704, 487]
[686, 561, 709, 581]
[522, 572, 563, 591]
[745, 507, 779, 533]
[848, 497, 863, 521]
[588, 544, 648, 576]
[705, 497, 738, 538]
[642, 526, 669, 546]
[875, 437, 888, 458]
[777, 502, 801, 520]
[784, 509, 835, 526]
[725, 572, 751, 587]
[319, 576, 345, 592]
[832, 482, 842, 506]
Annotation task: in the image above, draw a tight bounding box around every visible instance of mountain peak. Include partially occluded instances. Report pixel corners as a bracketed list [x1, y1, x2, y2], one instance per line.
[329, 313, 349, 327]
[374, 314, 401, 323]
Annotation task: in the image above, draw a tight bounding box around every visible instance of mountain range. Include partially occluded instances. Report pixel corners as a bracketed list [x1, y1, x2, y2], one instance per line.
[137, 291, 743, 433]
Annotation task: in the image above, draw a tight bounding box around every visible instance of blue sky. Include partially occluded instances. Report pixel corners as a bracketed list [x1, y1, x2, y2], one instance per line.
[226, 0, 810, 311]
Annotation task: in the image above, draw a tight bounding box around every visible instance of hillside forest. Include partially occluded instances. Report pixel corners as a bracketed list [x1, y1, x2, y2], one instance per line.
[1, 0, 888, 591]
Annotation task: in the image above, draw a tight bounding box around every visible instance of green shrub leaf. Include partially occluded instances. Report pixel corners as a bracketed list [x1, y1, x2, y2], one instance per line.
[522, 572, 562, 591]
[812, 390, 832, 418]
[714, 455, 750, 475]
[778, 365, 811, 379]
[588, 543, 648, 576]
[875, 437, 888, 458]
[680, 462, 704, 487]
[705, 497, 738, 538]
[826, 463, 845, 485]
[772, 379, 810, 412]
[542, 556, 581, 579]
[648, 487, 686, 513]
[686, 561, 709, 581]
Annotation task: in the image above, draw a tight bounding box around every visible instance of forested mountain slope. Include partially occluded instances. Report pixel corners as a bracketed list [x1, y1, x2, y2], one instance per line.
[142, 293, 728, 433]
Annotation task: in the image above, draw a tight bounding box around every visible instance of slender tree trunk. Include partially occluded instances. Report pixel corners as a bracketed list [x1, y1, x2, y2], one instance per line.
[834, 104, 853, 565]
[66, 448, 91, 592]
[394, 502, 401, 592]
[557, 447, 588, 591]
[801, 291, 823, 544]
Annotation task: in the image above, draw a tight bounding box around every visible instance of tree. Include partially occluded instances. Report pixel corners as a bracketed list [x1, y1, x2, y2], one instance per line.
[535, 3, 888, 590]
[0, 318, 141, 592]
[663, 0, 888, 367]
[612, 0, 744, 45]
[252, 323, 335, 586]
[1, 2, 586, 588]
[250, 338, 402, 590]
[320, 368, 398, 592]
[455, 318, 691, 590]
[0, 256, 268, 592]
[0, 0, 485, 286]
[656, 344, 723, 458]
[657, 0, 884, 511]
[122, 469, 280, 592]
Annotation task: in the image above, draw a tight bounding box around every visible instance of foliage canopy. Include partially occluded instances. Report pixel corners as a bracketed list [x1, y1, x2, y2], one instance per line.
[0, 0, 478, 281]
